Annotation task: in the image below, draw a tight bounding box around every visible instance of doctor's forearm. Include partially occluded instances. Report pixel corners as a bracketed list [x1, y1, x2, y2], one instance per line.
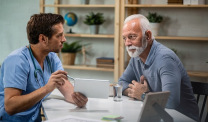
[4, 86, 50, 115]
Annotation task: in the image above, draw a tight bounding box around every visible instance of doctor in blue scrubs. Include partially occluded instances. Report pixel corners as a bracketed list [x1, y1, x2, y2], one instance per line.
[0, 13, 88, 121]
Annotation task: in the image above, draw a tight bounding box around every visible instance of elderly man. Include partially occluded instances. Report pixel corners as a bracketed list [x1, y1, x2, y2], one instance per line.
[0, 13, 88, 121]
[119, 14, 199, 121]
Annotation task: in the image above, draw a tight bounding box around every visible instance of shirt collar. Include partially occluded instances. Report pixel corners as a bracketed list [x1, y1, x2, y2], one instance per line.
[142, 39, 158, 67]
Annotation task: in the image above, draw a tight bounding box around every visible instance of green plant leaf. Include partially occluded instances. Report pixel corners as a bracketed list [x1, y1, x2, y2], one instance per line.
[61, 40, 82, 53]
[83, 12, 105, 25]
[147, 12, 163, 23]
[61, 41, 91, 53]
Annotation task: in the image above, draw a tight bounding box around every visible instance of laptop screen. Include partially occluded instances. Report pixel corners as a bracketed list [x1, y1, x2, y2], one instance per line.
[138, 91, 172, 122]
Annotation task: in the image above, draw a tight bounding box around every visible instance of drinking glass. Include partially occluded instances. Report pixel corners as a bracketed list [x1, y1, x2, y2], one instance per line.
[113, 83, 123, 102]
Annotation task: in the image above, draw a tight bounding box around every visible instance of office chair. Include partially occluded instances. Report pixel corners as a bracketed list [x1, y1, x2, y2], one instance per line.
[191, 81, 208, 122]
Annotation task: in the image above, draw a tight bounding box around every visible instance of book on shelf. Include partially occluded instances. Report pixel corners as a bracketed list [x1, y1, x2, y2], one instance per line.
[96, 57, 114, 64]
[168, 0, 183, 3]
[96, 63, 114, 69]
[96, 62, 114, 64]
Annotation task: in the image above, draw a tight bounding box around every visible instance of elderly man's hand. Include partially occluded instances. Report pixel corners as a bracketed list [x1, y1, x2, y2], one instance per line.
[72, 92, 88, 108]
[128, 76, 149, 100]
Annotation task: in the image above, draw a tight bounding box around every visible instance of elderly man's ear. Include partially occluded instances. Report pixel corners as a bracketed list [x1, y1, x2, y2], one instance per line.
[145, 30, 153, 43]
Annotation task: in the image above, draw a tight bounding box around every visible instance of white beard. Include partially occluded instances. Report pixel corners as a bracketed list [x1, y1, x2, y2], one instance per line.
[126, 38, 147, 58]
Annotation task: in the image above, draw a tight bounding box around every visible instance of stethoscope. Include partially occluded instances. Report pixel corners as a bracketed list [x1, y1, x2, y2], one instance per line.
[28, 45, 53, 87]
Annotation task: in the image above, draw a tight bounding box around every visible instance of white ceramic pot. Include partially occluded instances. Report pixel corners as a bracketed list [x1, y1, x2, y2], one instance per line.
[90, 25, 99, 34]
[150, 23, 160, 36]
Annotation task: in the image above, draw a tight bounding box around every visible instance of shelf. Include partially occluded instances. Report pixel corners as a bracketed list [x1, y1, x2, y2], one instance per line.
[64, 33, 114, 38]
[44, 4, 115, 8]
[188, 71, 208, 78]
[63, 65, 114, 72]
[125, 4, 208, 8]
[119, 1, 208, 78]
[155, 36, 208, 41]
[40, 0, 121, 83]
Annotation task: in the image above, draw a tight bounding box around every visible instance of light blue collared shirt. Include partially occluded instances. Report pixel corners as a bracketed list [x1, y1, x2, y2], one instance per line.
[0, 46, 63, 122]
[119, 40, 199, 121]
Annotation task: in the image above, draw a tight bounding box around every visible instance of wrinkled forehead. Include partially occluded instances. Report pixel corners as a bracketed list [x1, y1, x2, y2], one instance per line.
[123, 19, 141, 32]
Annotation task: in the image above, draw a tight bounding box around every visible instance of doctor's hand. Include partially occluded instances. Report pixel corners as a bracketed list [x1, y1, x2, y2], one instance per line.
[72, 92, 88, 108]
[45, 70, 68, 92]
[128, 76, 149, 100]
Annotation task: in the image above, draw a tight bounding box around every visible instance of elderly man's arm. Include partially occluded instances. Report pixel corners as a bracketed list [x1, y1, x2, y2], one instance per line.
[160, 58, 181, 109]
[119, 59, 138, 96]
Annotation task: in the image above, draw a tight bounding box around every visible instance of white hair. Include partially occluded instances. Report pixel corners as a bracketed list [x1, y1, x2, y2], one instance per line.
[124, 14, 154, 39]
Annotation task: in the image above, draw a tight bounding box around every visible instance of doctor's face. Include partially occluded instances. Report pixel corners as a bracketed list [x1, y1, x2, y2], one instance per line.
[122, 19, 147, 57]
[48, 23, 66, 53]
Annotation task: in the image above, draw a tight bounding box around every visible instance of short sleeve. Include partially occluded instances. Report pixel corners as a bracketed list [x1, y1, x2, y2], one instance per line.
[3, 54, 29, 91]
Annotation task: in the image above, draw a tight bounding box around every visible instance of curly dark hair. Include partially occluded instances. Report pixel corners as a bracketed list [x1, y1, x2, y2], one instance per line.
[27, 13, 64, 44]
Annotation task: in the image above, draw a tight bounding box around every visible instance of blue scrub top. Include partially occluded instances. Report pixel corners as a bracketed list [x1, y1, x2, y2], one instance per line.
[0, 46, 63, 121]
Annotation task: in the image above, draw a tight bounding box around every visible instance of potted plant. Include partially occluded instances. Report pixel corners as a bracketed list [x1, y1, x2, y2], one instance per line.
[61, 41, 82, 65]
[146, 12, 163, 36]
[83, 12, 105, 34]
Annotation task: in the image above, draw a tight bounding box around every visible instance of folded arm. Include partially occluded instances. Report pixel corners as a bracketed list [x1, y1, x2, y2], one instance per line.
[119, 59, 149, 100]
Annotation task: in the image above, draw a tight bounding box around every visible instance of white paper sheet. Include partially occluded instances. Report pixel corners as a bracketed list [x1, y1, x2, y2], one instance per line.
[74, 78, 110, 98]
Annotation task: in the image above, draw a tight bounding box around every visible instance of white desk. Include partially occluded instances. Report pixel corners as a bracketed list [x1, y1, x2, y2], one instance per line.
[42, 89, 196, 122]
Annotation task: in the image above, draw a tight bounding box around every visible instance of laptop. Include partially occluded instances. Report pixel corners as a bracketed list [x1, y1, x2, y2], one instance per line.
[74, 78, 110, 99]
[138, 91, 173, 122]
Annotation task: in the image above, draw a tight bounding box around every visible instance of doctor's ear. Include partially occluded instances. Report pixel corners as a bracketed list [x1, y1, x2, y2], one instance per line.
[39, 34, 48, 43]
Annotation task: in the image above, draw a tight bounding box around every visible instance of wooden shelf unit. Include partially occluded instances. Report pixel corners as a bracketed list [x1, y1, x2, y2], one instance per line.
[65, 34, 208, 41]
[40, 0, 120, 82]
[125, 4, 208, 8]
[40, 0, 208, 81]
[188, 71, 208, 78]
[155, 36, 208, 41]
[44, 4, 115, 8]
[64, 33, 114, 38]
[122, 3, 208, 42]
[119, 0, 208, 77]
[63, 65, 114, 72]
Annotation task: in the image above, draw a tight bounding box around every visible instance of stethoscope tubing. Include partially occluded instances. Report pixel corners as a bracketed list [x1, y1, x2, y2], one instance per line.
[28, 45, 52, 87]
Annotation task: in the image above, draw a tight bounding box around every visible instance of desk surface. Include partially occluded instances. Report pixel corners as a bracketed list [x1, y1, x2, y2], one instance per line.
[43, 89, 195, 122]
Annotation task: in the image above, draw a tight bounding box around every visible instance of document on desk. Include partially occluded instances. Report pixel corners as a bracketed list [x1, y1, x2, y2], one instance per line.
[45, 115, 102, 122]
[74, 78, 110, 99]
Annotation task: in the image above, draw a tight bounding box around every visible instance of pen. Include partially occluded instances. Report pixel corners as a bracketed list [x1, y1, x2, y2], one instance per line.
[67, 74, 75, 81]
